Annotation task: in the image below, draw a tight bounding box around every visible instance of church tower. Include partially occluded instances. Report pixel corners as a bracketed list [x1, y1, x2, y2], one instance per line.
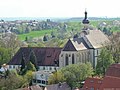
[82, 10, 90, 30]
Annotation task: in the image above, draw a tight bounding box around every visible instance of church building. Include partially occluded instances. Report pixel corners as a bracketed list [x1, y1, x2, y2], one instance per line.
[59, 11, 110, 68]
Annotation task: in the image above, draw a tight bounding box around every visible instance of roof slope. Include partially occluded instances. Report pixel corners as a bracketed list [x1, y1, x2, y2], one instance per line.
[99, 76, 120, 89]
[8, 47, 62, 66]
[105, 63, 120, 78]
[85, 30, 110, 48]
[82, 77, 102, 90]
[63, 38, 89, 51]
[45, 82, 70, 90]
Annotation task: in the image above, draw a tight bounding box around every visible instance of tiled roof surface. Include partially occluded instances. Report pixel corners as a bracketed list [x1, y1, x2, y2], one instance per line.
[45, 82, 70, 90]
[63, 30, 109, 51]
[8, 47, 62, 66]
[105, 63, 120, 78]
[82, 77, 102, 90]
[85, 30, 110, 48]
[99, 76, 120, 89]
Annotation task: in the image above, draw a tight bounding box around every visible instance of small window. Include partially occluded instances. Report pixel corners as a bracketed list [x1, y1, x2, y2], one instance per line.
[90, 87, 94, 90]
[42, 80, 45, 84]
[98, 81, 102, 83]
[72, 54, 74, 64]
[13, 66, 15, 69]
[9, 65, 12, 69]
[65, 54, 69, 65]
[37, 80, 41, 83]
[33, 79, 37, 83]
[90, 80, 94, 83]
[49, 67, 52, 70]
[61, 54, 63, 57]
[43, 67, 45, 70]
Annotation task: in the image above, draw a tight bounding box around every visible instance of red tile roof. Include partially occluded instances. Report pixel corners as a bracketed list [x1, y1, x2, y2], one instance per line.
[81, 64, 120, 90]
[99, 76, 120, 90]
[105, 63, 120, 78]
[82, 77, 102, 90]
[45, 82, 70, 90]
[8, 47, 62, 66]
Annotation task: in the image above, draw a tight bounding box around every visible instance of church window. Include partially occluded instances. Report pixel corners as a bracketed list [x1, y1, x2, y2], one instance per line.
[65, 54, 69, 65]
[72, 54, 75, 64]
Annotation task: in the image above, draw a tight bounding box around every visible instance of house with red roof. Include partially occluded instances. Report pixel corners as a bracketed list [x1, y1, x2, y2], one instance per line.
[81, 77, 102, 90]
[81, 63, 120, 90]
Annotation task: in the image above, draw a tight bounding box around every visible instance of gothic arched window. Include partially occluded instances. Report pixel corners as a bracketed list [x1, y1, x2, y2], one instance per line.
[65, 54, 69, 65]
[72, 54, 75, 64]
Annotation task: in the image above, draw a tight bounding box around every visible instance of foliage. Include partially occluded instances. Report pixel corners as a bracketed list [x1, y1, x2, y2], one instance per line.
[20, 54, 26, 71]
[108, 32, 120, 63]
[48, 70, 65, 85]
[0, 47, 11, 68]
[29, 51, 38, 70]
[48, 63, 93, 88]
[96, 48, 115, 75]
[0, 70, 25, 90]
[20, 61, 36, 75]
[26, 62, 36, 72]
[0, 69, 34, 90]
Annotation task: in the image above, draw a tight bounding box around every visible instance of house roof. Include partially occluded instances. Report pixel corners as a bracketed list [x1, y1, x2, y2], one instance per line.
[105, 63, 120, 78]
[17, 85, 42, 90]
[85, 30, 110, 48]
[82, 77, 102, 90]
[99, 76, 120, 89]
[44, 82, 70, 90]
[63, 38, 90, 51]
[63, 30, 109, 51]
[8, 47, 62, 66]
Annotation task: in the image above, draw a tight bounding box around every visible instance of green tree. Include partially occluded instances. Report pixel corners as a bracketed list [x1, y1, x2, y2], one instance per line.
[48, 63, 93, 89]
[48, 70, 65, 85]
[26, 61, 36, 71]
[29, 51, 38, 70]
[0, 47, 11, 68]
[96, 48, 115, 75]
[20, 54, 26, 72]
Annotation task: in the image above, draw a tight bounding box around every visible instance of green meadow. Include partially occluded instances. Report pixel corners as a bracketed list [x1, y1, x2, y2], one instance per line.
[18, 29, 56, 40]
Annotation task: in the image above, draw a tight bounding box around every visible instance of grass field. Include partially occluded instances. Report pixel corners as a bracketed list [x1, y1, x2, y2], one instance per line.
[18, 29, 56, 40]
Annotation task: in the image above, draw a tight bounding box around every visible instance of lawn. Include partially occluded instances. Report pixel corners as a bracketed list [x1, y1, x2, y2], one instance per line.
[18, 29, 56, 40]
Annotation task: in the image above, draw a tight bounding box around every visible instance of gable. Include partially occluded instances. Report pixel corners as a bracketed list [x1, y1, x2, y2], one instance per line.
[63, 39, 77, 51]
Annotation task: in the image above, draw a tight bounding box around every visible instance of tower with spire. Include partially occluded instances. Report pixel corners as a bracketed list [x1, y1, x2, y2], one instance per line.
[82, 10, 90, 30]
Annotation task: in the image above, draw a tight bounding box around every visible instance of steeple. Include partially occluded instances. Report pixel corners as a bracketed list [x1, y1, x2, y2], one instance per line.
[82, 10, 89, 24]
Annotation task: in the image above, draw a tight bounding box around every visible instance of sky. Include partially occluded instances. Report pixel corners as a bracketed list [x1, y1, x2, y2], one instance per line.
[0, 0, 120, 18]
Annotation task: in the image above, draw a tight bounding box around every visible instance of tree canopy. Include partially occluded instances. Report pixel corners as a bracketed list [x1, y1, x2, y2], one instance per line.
[96, 48, 115, 75]
[48, 62, 93, 88]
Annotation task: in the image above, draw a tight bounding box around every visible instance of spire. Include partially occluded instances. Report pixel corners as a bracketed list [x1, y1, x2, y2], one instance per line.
[82, 10, 89, 24]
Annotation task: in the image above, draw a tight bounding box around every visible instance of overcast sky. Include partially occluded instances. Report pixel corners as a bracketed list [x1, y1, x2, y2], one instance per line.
[0, 0, 119, 17]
